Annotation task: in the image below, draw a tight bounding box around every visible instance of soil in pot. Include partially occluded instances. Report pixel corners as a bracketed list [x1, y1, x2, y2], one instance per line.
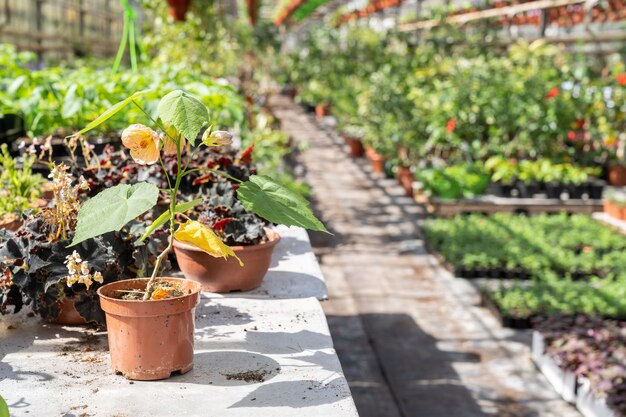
[97, 277, 201, 381]
[174, 228, 281, 293]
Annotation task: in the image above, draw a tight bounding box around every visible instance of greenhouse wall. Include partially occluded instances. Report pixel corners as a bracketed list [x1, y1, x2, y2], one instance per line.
[0, 0, 124, 60]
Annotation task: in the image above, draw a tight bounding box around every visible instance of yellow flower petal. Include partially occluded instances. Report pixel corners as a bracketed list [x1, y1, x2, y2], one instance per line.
[174, 220, 243, 266]
[121, 124, 160, 165]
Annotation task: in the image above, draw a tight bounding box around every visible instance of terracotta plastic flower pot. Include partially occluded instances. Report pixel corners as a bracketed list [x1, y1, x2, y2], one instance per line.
[56, 296, 87, 325]
[98, 277, 201, 381]
[167, 0, 191, 21]
[366, 147, 386, 174]
[608, 165, 626, 186]
[0, 217, 21, 232]
[604, 200, 613, 216]
[610, 202, 621, 220]
[345, 137, 364, 158]
[396, 166, 414, 197]
[315, 104, 329, 119]
[173, 228, 280, 292]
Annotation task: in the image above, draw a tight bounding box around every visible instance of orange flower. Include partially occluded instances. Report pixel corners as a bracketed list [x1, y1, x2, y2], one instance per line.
[162, 125, 185, 155]
[121, 124, 160, 165]
[446, 118, 456, 133]
[617, 73, 626, 86]
[545, 88, 559, 100]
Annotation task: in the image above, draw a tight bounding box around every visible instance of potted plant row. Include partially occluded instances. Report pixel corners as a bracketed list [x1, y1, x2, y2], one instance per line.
[1, 90, 328, 381]
[533, 314, 625, 417]
[424, 213, 626, 281]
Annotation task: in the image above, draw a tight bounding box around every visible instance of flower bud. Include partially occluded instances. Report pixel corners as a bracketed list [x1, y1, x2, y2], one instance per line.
[202, 130, 233, 147]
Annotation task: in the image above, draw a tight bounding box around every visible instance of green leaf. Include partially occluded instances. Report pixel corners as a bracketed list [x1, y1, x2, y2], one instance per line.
[137, 198, 202, 243]
[62, 84, 81, 119]
[157, 90, 209, 146]
[75, 90, 147, 136]
[69, 182, 159, 247]
[0, 394, 8, 417]
[237, 175, 328, 233]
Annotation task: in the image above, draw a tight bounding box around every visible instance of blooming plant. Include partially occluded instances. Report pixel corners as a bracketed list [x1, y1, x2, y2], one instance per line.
[0, 164, 139, 323]
[70, 90, 326, 300]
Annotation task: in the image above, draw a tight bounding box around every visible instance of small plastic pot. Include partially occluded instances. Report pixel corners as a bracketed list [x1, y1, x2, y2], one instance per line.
[173, 228, 281, 293]
[98, 277, 201, 381]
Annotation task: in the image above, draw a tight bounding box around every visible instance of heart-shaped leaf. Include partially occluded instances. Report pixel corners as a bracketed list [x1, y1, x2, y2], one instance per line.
[237, 175, 328, 233]
[157, 90, 209, 146]
[69, 182, 159, 247]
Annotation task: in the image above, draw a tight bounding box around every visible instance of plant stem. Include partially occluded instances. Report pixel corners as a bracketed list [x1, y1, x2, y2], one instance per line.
[142, 128, 184, 300]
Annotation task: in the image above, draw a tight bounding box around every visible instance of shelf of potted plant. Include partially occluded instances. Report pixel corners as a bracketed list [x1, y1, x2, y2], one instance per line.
[54, 89, 327, 381]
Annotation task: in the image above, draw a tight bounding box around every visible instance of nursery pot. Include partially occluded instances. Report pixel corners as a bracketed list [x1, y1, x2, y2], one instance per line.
[345, 136, 364, 158]
[608, 164, 626, 186]
[167, 0, 191, 21]
[173, 228, 281, 292]
[619, 205, 626, 221]
[0, 217, 22, 232]
[98, 277, 201, 381]
[366, 147, 386, 175]
[315, 104, 329, 119]
[396, 166, 414, 197]
[55, 296, 87, 325]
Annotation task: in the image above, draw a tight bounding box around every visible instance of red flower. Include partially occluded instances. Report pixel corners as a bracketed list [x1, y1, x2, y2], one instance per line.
[545, 88, 559, 100]
[213, 218, 235, 232]
[575, 119, 585, 129]
[567, 131, 576, 141]
[617, 73, 626, 86]
[240, 144, 255, 165]
[446, 118, 456, 133]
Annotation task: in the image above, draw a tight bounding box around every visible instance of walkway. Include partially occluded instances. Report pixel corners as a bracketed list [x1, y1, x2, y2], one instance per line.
[269, 94, 581, 417]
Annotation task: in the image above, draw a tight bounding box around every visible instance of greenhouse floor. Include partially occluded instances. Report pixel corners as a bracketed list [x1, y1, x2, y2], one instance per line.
[269, 94, 582, 417]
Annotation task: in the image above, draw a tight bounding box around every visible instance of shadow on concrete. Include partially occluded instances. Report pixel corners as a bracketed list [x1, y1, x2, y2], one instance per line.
[228, 377, 351, 409]
[168, 350, 281, 387]
[327, 313, 546, 417]
[194, 302, 254, 339]
[7, 397, 31, 412]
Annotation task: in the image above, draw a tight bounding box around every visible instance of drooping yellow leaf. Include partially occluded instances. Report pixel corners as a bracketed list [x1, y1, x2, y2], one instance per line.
[174, 220, 243, 266]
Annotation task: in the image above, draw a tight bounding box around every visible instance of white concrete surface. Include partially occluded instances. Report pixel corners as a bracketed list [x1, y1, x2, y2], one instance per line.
[592, 212, 626, 236]
[0, 296, 357, 417]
